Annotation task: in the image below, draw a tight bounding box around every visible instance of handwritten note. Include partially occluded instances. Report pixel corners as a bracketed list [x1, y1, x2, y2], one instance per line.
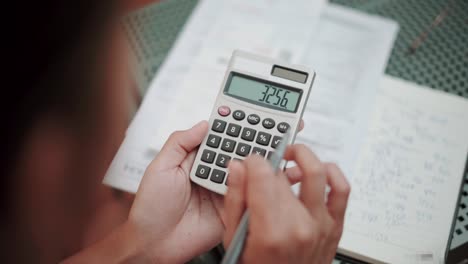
[338, 76, 468, 264]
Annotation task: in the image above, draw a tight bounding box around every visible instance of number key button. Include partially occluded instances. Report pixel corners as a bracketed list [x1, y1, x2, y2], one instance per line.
[233, 110, 245, 121]
[216, 154, 231, 168]
[236, 143, 251, 156]
[271, 136, 283, 149]
[256, 132, 271, 146]
[227, 123, 241, 137]
[212, 119, 227, 133]
[206, 134, 221, 148]
[262, 118, 275, 129]
[252, 147, 267, 157]
[210, 169, 226, 184]
[247, 114, 260, 125]
[241, 127, 256, 141]
[201, 149, 216, 163]
[277, 122, 290, 133]
[221, 138, 236, 152]
[195, 165, 211, 179]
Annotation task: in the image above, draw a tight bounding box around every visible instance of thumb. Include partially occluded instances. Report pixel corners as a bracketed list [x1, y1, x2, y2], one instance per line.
[154, 121, 208, 170]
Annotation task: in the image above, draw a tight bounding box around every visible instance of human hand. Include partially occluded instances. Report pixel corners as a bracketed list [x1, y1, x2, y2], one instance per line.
[127, 121, 225, 263]
[224, 145, 350, 264]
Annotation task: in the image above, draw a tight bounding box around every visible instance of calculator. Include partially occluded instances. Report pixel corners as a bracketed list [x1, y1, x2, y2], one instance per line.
[190, 50, 315, 195]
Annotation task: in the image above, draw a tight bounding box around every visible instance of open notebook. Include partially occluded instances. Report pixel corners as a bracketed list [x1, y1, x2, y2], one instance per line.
[104, 1, 468, 263]
[335, 76, 468, 263]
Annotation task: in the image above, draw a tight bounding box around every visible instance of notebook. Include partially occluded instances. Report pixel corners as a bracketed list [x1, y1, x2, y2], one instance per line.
[335, 76, 468, 263]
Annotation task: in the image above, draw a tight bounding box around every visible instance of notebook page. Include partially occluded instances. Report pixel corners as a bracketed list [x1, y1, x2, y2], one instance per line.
[339, 76, 468, 264]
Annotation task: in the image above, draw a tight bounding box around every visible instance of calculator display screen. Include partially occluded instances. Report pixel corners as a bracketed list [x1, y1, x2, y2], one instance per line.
[224, 73, 302, 113]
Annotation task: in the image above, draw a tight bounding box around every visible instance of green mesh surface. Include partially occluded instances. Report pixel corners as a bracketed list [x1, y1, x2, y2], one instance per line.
[122, 0, 468, 262]
[332, 0, 468, 97]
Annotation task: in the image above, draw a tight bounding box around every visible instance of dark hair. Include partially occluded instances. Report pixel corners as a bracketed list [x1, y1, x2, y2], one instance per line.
[2, 0, 118, 224]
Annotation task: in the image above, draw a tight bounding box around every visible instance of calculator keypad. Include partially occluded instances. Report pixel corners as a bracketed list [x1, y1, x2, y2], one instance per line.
[195, 108, 291, 187]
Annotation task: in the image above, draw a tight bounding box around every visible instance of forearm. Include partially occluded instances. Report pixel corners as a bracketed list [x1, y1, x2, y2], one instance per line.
[61, 221, 152, 264]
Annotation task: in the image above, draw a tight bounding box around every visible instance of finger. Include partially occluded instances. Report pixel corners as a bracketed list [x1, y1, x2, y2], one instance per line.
[154, 121, 208, 170]
[325, 163, 350, 223]
[243, 155, 291, 218]
[284, 166, 302, 184]
[223, 160, 247, 247]
[298, 119, 305, 132]
[284, 144, 326, 213]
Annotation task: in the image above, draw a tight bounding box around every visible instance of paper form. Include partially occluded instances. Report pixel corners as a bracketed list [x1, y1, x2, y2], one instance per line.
[338, 76, 468, 264]
[295, 5, 398, 178]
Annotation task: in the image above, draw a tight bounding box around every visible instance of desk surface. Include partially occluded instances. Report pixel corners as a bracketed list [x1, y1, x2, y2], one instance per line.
[122, 0, 468, 262]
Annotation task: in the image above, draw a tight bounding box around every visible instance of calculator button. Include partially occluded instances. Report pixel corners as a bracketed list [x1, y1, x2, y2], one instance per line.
[218, 105, 231, 116]
[212, 119, 227, 133]
[221, 138, 236, 152]
[252, 147, 267, 157]
[233, 158, 243, 162]
[271, 136, 283, 149]
[195, 165, 211, 179]
[233, 110, 245, 121]
[277, 122, 290, 133]
[262, 118, 275, 129]
[256, 132, 271, 146]
[241, 127, 256, 141]
[216, 154, 231, 168]
[210, 169, 226, 184]
[201, 149, 216, 163]
[206, 134, 221, 148]
[236, 143, 251, 156]
[247, 114, 260, 125]
[267, 151, 274, 160]
[227, 123, 241, 137]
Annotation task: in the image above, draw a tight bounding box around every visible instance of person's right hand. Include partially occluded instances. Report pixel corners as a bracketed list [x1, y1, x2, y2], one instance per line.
[223, 144, 350, 264]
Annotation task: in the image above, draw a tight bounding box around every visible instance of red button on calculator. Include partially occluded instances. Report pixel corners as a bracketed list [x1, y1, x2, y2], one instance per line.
[218, 106, 231, 116]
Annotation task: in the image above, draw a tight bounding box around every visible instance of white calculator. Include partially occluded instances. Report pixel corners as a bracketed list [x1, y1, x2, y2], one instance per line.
[190, 50, 315, 195]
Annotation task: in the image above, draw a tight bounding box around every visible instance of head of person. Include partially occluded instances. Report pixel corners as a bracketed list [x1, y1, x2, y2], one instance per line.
[3, 0, 130, 262]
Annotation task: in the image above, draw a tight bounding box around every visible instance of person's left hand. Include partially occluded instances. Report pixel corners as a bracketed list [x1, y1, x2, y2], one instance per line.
[128, 121, 225, 263]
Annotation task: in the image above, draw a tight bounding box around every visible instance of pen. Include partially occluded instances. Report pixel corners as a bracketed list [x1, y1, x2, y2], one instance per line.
[221, 129, 292, 264]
